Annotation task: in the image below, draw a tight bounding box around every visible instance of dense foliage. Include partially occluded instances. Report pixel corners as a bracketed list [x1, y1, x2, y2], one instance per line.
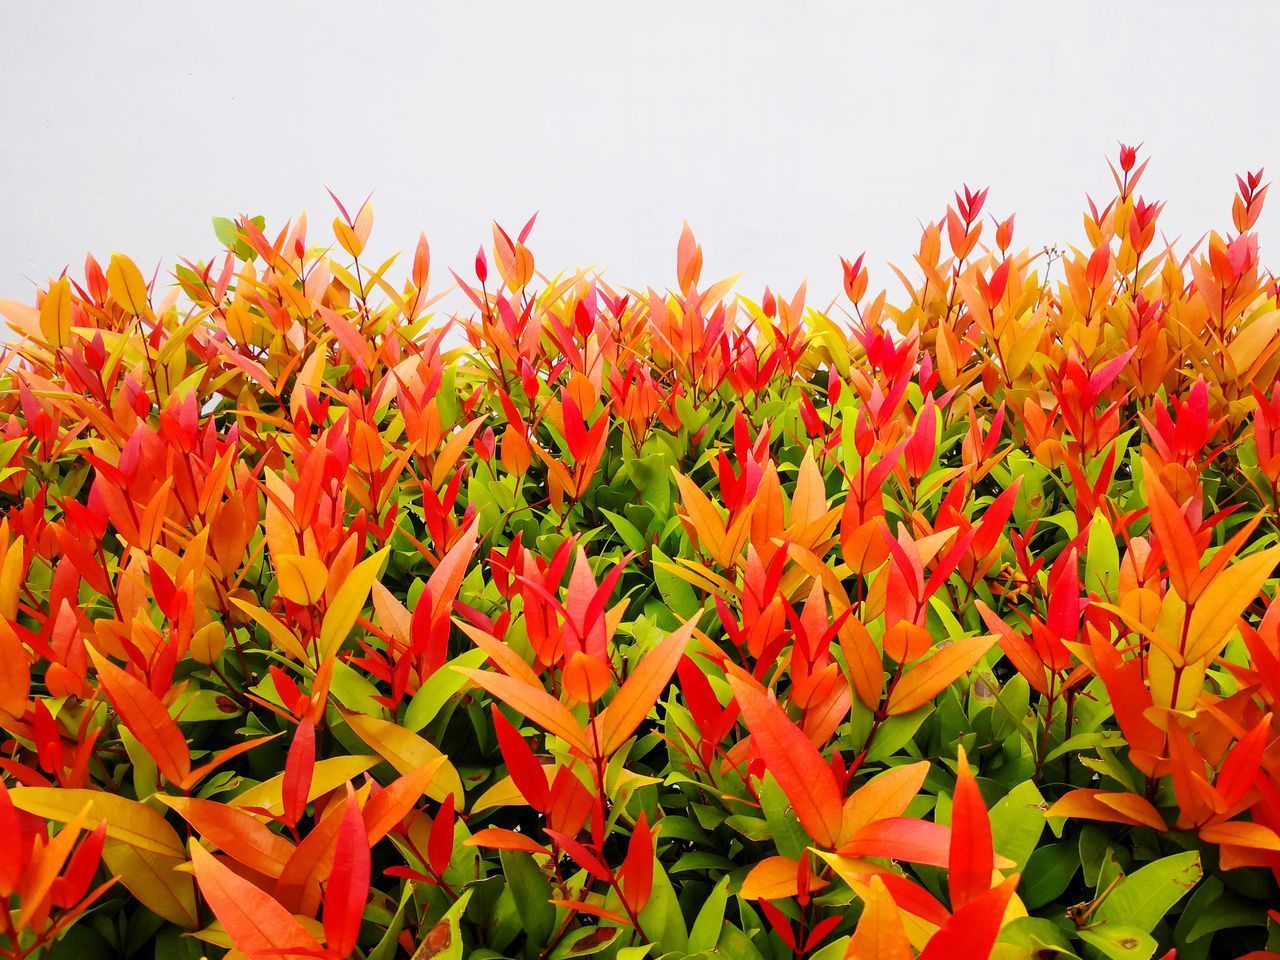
[2, 149, 1280, 960]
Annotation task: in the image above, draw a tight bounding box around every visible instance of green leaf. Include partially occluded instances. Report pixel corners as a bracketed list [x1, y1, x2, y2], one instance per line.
[997, 916, 1078, 956]
[637, 858, 688, 955]
[1094, 851, 1202, 933]
[988, 779, 1046, 871]
[1078, 925, 1157, 960]
[411, 889, 472, 960]
[369, 882, 415, 960]
[500, 849, 554, 946]
[1020, 842, 1079, 910]
[404, 648, 489, 731]
[550, 927, 620, 958]
[688, 875, 729, 953]
[1085, 507, 1120, 598]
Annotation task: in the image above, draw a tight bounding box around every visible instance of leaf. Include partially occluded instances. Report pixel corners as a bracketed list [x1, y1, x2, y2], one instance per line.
[232, 755, 378, 817]
[500, 849, 555, 946]
[948, 747, 994, 909]
[404, 648, 488, 732]
[725, 668, 843, 849]
[157, 796, 295, 877]
[10, 787, 184, 857]
[1184, 546, 1280, 663]
[318, 546, 390, 660]
[622, 814, 660, 911]
[106, 253, 149, 315]
[101, 838, 199, 929]
[454, 667, 590, 755]
[363, 758, 448, 844]
[40, 276, 73, 347]
[231, 598, 310, 661]
[838, 818, 951, 867]
[842, 761, 930, 842]
[189, 840, 322, 959]
[986, 779, 1046, 872]
[592, 614, 698, 757]
[1077, 925, 1157, 960]
[341, 709, 463, 804]
[1093, 850, 1202, 933]
[282, 717, 316, 828]
[740, 855, 806, 900]
[276, 554, 328, 606]
[846, 875, 912, 960]
[918, 877, 1017, 960]
[886, 633, 998, 716]
[1045, 789, 1167, 832]
[324, 785, 371, 958]
[87, 646, 191, 786]
[688, 875, 729, 953]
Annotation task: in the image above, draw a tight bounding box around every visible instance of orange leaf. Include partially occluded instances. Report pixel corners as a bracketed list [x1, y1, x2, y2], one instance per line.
[592, 615, 698, 757]
[87, 646, 190, 786]
[1045, 789, 1167, 831]
[886, 634, 998, 716]
[726, 668, 843, 849]
[465, 827, 547, 855]
[842, 761, 930, 842]
[455, 668, 590, 755]
[740, 855, 828, 901]
[846, 875, 912, 960]
[362, 758, 446, 845]
[1145, 474, 1201, 600]
[159, 797, 295, 878]
[1200, 820, 1280, 851]
[188, 840, 322, 960]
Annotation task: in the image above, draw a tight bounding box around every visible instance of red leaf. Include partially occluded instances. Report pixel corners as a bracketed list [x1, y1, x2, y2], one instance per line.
[428, 794, 456, 877]
[323, 785, 371, 958]
[283, 718, 316, 828]
[918, 876, 1017, 960]
[839, 818, 951, 867]
[948, 747, 994, 909]
[492, 706, 550, 811]
[544, 829, 611, 883]
[619, 813, 654, 913]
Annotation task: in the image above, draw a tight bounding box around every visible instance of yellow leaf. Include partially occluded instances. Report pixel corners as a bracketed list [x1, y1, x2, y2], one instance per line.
[1184, 546, 1280, 664]
[102, 838, 199, 928]
[318, 547, 389, 660]
[231, 755, 378, 816]
[106, 253, 150, 316]
[0, 535, 24, 621]
[40, 277, 73, 347]
[276, 554, 329, 606]
[9, 785, 198, 928]
[231, 597, 309, 661]
[341, 709, 464, 804]
[9, 786, 184, 857]
[1229, 309, 1280, 377]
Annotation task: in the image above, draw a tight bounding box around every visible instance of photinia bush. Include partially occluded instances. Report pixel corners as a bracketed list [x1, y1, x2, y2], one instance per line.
[2, 148, 1280, 960]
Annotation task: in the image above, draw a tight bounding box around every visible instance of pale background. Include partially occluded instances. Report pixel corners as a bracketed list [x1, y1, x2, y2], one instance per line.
[2, 1, 1278, 309]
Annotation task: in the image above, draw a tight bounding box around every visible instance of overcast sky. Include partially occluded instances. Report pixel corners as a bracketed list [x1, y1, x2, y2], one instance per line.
[2, 1, 1278, 311]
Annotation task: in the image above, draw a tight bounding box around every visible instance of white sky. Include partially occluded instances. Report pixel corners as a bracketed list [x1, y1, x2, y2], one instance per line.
[2, 1, 1278, 311]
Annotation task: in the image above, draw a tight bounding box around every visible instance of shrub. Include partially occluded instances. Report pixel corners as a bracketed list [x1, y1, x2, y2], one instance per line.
[1, 148, 1279, 960]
